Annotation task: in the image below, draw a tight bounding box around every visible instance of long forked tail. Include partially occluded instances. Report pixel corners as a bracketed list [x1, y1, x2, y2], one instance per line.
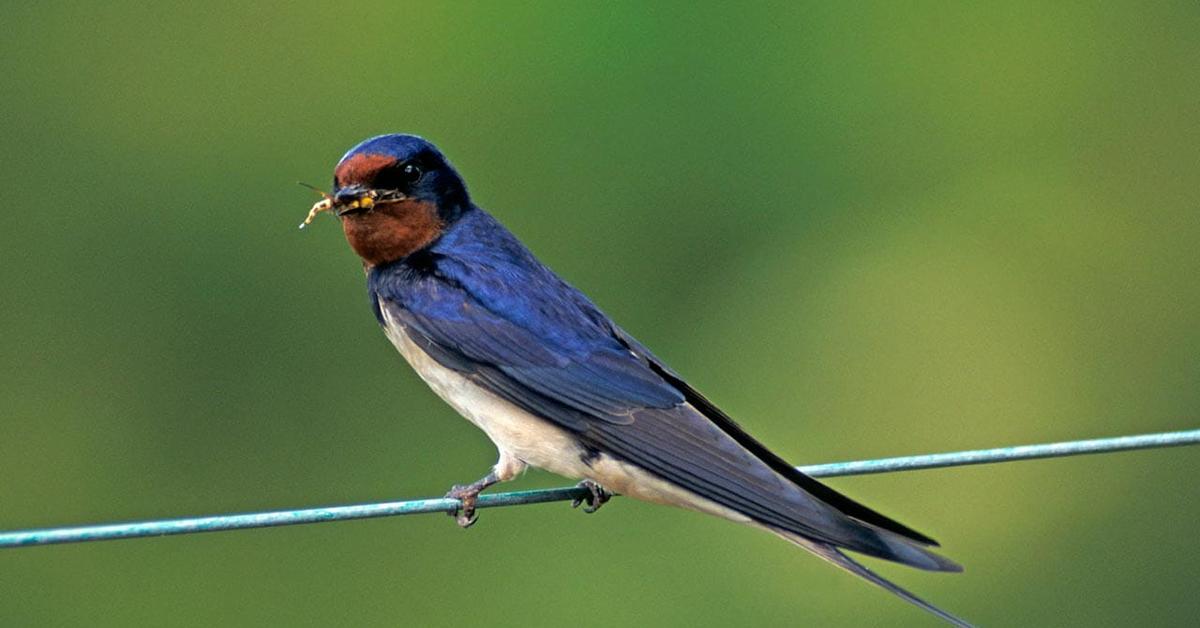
[778, 532, 973, 627]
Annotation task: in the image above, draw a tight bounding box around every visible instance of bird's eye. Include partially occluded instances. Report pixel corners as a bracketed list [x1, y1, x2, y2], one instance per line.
[401, 163, 422, 184]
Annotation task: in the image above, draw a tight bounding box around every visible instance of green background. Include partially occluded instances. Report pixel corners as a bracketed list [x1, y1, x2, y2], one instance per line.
[2, 3, 1197, 626]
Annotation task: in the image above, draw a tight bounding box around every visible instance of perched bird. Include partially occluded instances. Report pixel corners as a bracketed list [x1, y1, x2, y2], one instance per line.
[302, 134, 968, 626]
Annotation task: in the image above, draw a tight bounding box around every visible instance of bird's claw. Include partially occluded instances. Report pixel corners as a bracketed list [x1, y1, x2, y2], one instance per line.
[571, 479, 611, 514]
[442, 471, 501, 529]
[445, 484, 481, 528]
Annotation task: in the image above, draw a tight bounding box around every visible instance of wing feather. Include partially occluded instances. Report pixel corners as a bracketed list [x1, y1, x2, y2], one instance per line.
[381, 293, 947, 564]
[369, 224, 949, 565]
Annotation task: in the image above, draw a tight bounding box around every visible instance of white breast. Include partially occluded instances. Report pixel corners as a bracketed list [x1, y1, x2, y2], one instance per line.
[380, 306, 591, 479]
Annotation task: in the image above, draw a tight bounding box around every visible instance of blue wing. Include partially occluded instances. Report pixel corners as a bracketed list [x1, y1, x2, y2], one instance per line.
[368, 209, 955, 569]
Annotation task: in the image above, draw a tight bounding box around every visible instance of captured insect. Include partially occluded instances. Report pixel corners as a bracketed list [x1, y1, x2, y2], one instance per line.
[297, 182, 410, 229]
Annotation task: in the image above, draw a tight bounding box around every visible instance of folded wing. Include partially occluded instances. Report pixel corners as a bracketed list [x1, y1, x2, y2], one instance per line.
[371, 251, 954, 569]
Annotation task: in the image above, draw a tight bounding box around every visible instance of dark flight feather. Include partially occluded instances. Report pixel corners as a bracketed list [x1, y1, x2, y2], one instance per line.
[794, 537, 971, 627]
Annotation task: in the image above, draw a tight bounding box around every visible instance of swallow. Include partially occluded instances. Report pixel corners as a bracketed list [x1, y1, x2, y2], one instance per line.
[302, 134, 969, 626]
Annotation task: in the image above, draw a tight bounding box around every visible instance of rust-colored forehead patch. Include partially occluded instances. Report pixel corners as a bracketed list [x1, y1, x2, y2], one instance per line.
[335, 152, 397, 187]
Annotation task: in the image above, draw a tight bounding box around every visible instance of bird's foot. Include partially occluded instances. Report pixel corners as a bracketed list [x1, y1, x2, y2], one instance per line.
[444, 483, 482, 528]
[444, 473, 499, 528]
[571, 479, 612, 514]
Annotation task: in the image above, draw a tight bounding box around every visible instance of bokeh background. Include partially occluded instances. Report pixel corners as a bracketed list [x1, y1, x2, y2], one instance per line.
[2, 2, 1197, 626]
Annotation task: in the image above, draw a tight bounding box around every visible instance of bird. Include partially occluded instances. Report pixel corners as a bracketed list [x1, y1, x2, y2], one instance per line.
[301, 134, 969, 626]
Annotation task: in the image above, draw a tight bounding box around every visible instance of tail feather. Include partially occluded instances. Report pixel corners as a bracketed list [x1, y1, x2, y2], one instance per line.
[859, 522, 964, 573]
[778, 532, 973, 627]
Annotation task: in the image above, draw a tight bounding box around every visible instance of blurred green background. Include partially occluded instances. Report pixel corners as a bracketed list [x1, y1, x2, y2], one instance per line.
[1, 2, 1197, 626]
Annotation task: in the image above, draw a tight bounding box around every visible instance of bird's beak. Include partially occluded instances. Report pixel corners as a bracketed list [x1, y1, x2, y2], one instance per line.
[331, 185, 368, 208]
[298, 185, 378, 229]
[331, 185, 376, 217]
[298, 184, 411, 229]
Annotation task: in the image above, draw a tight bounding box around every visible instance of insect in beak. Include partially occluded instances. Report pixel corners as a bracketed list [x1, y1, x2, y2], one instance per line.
[298, 182, 335, 230]
[298, 183, 409, 229]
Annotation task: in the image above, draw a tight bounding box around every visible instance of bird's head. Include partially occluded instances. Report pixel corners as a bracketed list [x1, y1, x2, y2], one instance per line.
[301, 134, 470, 267]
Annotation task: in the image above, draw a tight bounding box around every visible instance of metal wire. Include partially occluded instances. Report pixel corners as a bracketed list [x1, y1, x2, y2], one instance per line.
[2, 428, 1197, 549]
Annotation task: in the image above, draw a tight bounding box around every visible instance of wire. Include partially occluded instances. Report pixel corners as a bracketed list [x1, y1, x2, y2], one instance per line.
[2, 428, 1197, 549]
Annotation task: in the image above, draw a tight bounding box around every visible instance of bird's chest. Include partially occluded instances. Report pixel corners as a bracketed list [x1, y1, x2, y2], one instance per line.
[378, 305, 591, 478]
